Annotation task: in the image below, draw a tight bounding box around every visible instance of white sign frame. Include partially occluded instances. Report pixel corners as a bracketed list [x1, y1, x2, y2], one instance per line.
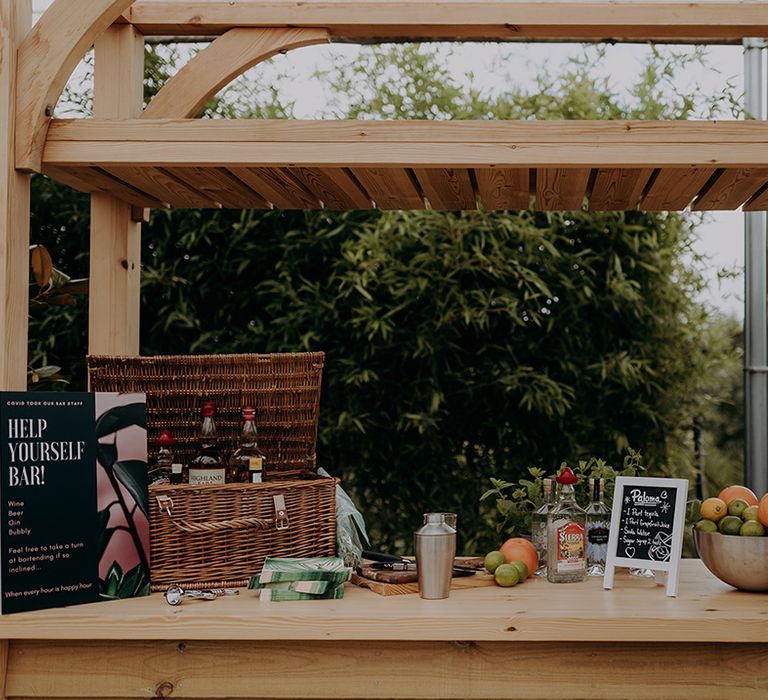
[603, 476, 688, 597]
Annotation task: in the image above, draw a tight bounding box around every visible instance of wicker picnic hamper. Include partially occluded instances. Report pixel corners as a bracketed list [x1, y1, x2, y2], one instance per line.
[87, 352, 336, 589]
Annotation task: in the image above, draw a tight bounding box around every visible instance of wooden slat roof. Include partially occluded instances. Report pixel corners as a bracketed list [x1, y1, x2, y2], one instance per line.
[41, 119, 768, 211]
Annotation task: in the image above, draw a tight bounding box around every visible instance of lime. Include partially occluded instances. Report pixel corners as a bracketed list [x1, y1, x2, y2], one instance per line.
[509, 559, 529, 581]
[695, 519, 718, 533]
[742, 505, 759, 522]
[494, 563, 520, 587]
[728, 498, 749, 518]
[740, 520, 766, 537]
[718, 515, 743, 535]
[484, 550, 507, 574]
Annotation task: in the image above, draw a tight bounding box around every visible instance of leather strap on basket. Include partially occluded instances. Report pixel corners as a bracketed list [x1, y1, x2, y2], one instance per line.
[155, 494, 288, 534]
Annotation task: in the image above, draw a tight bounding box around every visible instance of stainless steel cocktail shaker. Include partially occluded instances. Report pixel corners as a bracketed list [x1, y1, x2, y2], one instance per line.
[414, 513, 456, 599]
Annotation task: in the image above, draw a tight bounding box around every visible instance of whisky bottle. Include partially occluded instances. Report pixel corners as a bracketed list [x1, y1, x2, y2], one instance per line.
[531, 478, 555, 577]
[148, 429, 176, 485]
[228, 406, 267, 483]
[585, 478, 611, 577]
[188, 401, 226, 486]
[547, 465, 586, 583]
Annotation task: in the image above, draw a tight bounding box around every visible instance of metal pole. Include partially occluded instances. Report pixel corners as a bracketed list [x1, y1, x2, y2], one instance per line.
[744, 38, 768, 495]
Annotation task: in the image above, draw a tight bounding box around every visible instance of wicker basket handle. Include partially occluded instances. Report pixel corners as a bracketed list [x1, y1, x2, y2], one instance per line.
[165, 514, 273, 533]
[155, 494, 289, 534]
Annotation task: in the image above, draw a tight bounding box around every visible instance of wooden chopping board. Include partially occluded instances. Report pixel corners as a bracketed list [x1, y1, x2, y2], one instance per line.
[352, 558, 495, 596]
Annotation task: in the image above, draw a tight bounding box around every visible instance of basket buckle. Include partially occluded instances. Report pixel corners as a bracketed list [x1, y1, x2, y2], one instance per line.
[156, 494, 174, 516]
[273, 494, 289, 531]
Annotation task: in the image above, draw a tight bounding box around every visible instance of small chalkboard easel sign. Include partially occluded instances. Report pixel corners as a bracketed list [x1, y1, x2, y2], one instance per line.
[603, 476, 689, 597]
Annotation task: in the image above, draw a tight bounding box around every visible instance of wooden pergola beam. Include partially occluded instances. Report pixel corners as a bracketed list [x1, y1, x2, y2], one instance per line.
[42, 119, 768, 169]
[15, 0, 135, 171]
[1, 0, 32, 391]
[123, 1, 768, 42]
[89, 24, 145, 357]
[143, 27, 330, 119]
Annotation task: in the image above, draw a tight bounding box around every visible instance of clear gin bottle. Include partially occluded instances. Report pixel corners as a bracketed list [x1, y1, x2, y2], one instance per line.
[585, 478, 611, 577]
[531, 478, 555, 577]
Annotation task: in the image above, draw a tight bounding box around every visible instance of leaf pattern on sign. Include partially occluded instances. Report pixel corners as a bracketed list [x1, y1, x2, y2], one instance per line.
[113, 460, 149, 518]
[95, 403, 147, 439]
[99, 562, 151, 600]
[96, 400, 150, 598]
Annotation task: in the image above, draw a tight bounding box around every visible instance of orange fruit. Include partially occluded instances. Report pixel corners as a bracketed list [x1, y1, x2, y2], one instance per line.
[499, 538, 537, 578]
[700, 497, 728, 522]
[758, 493, 768, 527]
[718, 485, 759, 507]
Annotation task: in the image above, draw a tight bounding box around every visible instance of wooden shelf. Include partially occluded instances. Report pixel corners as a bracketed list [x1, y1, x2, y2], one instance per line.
[40, 119, 768, 211]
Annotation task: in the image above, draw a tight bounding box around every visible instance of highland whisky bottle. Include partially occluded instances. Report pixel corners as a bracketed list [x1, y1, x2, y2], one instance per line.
[188, 401, 226, 486]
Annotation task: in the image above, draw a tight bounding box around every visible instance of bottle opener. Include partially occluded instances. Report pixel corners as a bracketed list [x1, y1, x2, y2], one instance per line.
[164, 584, 240, 606]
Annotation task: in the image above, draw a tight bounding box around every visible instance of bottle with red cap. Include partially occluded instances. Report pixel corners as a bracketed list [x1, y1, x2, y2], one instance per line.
[188, 401, 227, 486]
[228, 406, 267, 483]
[149, 429, 177, 486]
[546, 464, 587, 583]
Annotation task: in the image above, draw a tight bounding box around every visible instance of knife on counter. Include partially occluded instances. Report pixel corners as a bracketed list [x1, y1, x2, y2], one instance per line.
[362, 550, 479, 574]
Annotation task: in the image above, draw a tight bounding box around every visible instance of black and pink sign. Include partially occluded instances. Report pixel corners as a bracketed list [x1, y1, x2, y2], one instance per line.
[0, 393, 149, 613]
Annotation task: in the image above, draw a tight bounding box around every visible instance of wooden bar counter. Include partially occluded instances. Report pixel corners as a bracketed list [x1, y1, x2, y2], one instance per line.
[0, 560, 765, 699]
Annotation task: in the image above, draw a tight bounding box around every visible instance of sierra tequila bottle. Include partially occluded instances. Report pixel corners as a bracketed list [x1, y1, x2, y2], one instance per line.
[547, 465, 586, 583]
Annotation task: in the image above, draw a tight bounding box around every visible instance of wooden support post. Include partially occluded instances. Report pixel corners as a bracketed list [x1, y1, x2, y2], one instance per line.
[0, 639, 7, 700]
[0, 0, 32, 391]
[89, 25, 144, 356]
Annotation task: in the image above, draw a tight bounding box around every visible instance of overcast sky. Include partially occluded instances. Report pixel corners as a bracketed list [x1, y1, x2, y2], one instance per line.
[32, 1, 755, 319]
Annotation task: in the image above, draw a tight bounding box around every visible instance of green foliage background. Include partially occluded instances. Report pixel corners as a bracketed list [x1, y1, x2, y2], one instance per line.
[29, 45, 744, 553]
